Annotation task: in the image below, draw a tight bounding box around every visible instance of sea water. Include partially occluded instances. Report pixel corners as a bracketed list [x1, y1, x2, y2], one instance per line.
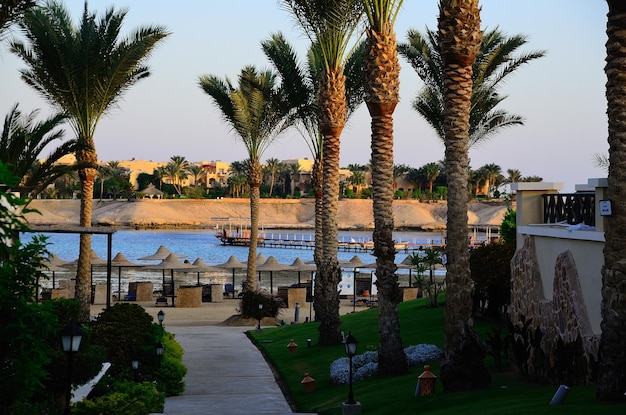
[30, 229, 448, 294]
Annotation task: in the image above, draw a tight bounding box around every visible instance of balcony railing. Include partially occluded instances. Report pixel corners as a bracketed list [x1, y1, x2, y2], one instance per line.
[542, 193, 595, 226]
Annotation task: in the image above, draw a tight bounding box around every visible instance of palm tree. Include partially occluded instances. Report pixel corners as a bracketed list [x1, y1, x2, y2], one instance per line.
[437, 0, 490, 391]
[264, 157, 281, 197]
[199, 66, 288, 295]
[505, 168, 522, 184]
[0, 0, 36, 37]
[422, 162, 441, 194]
[348, 169, 365, 197]
[392, 163, 410, 194]
[153, 166, 167, 190]
[399, 26, 545, 148]
[287, 161, 301, 196]
[10, 1, 168, 321]
[188, 164, 203, 187]
[597, 0, 626, 401]
[479, 162, 502, 197]
[262, 31, 365, 292]
[280, 0, 364, 345]
[165, 155, 190, 195]
[0, 103, 76, 198]
[362, 0, 407, 376]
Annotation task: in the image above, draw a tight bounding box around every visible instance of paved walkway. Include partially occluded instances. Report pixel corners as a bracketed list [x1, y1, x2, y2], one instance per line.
[155, 325, 312, 415]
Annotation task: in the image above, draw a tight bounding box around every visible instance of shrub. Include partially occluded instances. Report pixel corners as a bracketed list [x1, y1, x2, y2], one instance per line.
[238, 289, 282, 319]
[500, 209, 516, 244]
[470, 240, 516, 321]
[74, 381, 164, 415]
[156, 331, 187, 395]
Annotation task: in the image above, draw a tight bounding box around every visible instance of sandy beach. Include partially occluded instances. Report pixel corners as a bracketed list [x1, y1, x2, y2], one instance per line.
[26, 198, 510, 230]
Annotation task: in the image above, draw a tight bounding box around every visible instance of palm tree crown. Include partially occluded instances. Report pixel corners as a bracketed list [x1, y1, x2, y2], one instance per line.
[399, 26, 545, 148]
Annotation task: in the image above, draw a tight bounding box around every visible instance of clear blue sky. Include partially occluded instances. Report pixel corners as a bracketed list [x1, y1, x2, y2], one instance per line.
[0, 1, 608, 192]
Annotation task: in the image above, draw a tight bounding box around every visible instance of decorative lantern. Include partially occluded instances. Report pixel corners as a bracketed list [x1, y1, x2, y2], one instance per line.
[287, 339, 298, 353]
[417, 365, 437, 396]
[301, 373, 315, 392]
[157, 310, 165, 326]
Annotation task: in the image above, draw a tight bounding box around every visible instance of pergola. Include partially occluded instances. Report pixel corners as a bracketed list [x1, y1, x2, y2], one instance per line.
[26, 224, 116, 309]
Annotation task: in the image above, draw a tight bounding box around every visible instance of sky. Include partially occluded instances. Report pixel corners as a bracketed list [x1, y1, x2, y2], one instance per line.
[0, 0, 609, 192]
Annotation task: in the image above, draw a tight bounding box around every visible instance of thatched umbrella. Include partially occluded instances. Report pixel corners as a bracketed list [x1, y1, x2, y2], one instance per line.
[190, 258, 225, 285]
[143, 254, 196, 307]
[137, 245, 185, 261]
[93, 252, 142, 301]
[255, 256, 289, 294]
[215, 256, 246, 299]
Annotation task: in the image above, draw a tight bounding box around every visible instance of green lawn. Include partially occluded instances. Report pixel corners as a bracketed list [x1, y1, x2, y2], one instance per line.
[248, 298, 626, 415]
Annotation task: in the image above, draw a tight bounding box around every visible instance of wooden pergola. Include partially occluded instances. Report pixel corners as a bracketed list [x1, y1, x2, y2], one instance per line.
[26, 224, 116, 309]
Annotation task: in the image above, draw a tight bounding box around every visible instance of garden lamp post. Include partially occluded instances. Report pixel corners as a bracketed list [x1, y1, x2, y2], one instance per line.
[344, 332, 358, 405]
[155, 342, 165, 367]
[61, 321, 83, 415]
[257, 303, 263, 330]
[132, 359, 139, 382]
[157, 310, 165, 326]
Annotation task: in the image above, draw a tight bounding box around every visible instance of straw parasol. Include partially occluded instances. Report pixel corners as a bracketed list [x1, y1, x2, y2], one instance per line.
[143, 254, 196, 307]
[190, 258, 225, 285]
[255, 256, 289, 294]
[289, 257, 316, 285]
[137, 245, 186, 261]
[93, 252, 142, 301]
[215, 255, 246, 299]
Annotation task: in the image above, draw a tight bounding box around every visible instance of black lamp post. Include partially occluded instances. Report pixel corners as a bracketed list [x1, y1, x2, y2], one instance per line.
[61, 321, 84, 415]
[256, 303, 263, 330]
[131, 359, 139, 382]
[155, 342, 165, 367]
[157, 310, 165, 327]
[344, 332, 358, 405]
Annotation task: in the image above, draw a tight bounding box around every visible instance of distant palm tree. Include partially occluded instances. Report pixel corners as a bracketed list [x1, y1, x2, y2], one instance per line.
[188, 164, 203, 187]
[505, 168, 522, 184]
[264, 157, 281, 197]
[165, 155, 190, 195]
[521, 175, 542, 182]
[437, 0, 491, 391]
[399, 26, 545, 148]
[479, 162, 502, 197]
[422, 162, 441, 193]
[199, 66, 289, 294]
[153, 166, 167, 190]
[11, 1, 169, 320]
[393, 163, 410, 193]
[348, 169, 365, 197]
[0, 104, 76, 198]
[287, 162, 301, 196]
[280, 0, 364, 345]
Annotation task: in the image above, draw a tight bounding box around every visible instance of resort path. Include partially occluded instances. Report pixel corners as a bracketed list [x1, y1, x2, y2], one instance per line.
[154, 325, 312, 415]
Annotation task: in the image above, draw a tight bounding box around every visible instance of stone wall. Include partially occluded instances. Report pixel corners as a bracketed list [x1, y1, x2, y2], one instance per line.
[510, 235, 600, 383]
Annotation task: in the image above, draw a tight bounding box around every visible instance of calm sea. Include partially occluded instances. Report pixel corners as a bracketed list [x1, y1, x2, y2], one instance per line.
[30, 229, 447, 293]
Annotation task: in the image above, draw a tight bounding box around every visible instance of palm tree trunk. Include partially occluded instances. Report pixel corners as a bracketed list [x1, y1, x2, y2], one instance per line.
[312, 156, 324, 300]
[365, 23, 408, 376]
[438, 0, 490, 391]
[76, 146, 98, 322]
[597, 0, 626, 401]
[316, 68, 346, 345]
[245, 159, 262, 293]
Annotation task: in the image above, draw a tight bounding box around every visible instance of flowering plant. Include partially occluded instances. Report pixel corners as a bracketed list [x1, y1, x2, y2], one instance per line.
[329, 344, 442, 384]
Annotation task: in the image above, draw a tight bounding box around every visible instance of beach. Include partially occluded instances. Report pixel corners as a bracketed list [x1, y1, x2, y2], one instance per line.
[25, 198, 510, 230]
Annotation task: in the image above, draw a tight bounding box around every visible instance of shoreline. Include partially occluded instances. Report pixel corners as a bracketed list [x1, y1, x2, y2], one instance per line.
[25, 198, 510, 231]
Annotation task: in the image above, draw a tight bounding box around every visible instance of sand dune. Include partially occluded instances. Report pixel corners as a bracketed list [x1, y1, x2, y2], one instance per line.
[25, 198, 510, 230]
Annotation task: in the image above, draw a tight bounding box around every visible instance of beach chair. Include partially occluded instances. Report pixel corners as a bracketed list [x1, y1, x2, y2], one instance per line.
[223, 283, 237, 297]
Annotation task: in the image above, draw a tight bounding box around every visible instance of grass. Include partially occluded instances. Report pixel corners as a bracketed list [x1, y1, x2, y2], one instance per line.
[248, 298, 626, 415]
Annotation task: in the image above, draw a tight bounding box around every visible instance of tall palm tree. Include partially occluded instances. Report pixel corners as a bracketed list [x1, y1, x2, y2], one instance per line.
[479, 162, 502, 197]
[597, 0, 626, 402]
[437, 0, 490, 391]
[264, 157, 281, 197]
[362, 0, 407, 376]
[505, 168, 522, 184]
[262, 32, 365, 292]
[0, 103, 76, 198]
[399, 26, 545, 148]
[11, 1, 169, 321]
[199, 66, 288, 295]
[153, 166, 167, 190]
[280, 0, 364, 345]
[287, 161, 301, 196]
